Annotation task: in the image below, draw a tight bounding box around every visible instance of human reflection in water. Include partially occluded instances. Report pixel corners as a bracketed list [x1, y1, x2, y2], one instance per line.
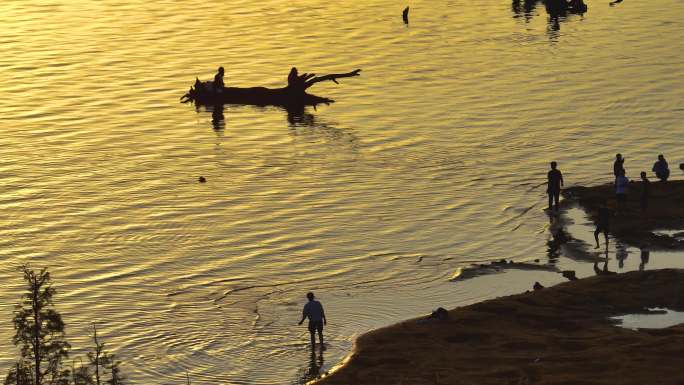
[297, 348, 325, 384]
[511, 0, 538, 22]
[286, 105, 360, 154]
[286, 104, 315, 126]
[639, 247, 650, 271]
[616, 243, 628, 269]
[546, 216, 569, 265]
[512, 0, 587, 34]
[594, 249, 616, 275]
[196, 103, 359, 154]
[211, 103, 225, 131]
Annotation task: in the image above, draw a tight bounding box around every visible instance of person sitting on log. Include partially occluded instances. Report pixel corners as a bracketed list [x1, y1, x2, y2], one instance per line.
[287, 67, 316, 93]
[213, 67, 225, 93]
[287, 67, 304, 92]
[288, 67, 300, 88]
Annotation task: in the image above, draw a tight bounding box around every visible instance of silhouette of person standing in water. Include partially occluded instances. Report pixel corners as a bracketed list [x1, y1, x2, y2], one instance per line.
[298, 292, 327, 349]
[547, 161, 564, 212]
[213, 67, 225, 93]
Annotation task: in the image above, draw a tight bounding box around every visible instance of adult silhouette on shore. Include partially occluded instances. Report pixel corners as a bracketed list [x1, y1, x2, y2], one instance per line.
[547, 161, 564, 212]
[652, 154, 670, 182]
[615, 169, 629, 213]
[613, 153, 625, 185]
[298, 292, 327, 349]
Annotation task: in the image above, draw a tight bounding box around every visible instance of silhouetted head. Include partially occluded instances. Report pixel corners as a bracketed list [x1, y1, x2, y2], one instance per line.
[616, 153, 622, 160]
[290, 67, 298, 76]
[306, 292, 314, 301]
[218, 67, 224, 74]
[658, 154, 665, 161]
[640, 171, 647, 179]
[550, 161, 557, 169]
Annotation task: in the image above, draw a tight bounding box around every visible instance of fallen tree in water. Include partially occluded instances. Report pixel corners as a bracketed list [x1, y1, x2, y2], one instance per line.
[180, 68, 362, 107]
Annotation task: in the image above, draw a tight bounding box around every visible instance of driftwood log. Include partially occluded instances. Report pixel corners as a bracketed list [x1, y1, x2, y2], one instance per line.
[181, 68, 361, 107]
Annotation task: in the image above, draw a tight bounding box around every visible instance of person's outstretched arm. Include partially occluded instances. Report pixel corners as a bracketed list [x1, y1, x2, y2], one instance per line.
[298, 308, 308, 325]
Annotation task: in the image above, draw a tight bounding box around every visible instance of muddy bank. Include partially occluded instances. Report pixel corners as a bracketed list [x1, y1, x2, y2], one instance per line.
[450, 258, 559, 281]
[563, 180, 684, 249]
[315, 269, 684, 385]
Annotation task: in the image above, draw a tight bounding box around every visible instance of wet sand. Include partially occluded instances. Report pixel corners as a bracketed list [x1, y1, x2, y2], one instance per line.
[563, 180, 684, 249]
[315, 269, 684, 385]
[451, 259, 559, 281]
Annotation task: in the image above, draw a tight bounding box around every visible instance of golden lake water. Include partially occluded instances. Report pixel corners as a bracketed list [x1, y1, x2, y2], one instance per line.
[1, 0, 683, 384]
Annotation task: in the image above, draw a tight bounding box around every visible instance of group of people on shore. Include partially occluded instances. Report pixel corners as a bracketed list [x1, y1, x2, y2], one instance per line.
[547, 153, 676, 249]
[611, 153, 671, 211]
[547, 153, 674, 211]
[296, 155, 675, 351]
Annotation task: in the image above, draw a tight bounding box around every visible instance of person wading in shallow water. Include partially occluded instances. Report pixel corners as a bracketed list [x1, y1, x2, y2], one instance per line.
[547, 161, 564, 212]
[298, 292, 327, 349]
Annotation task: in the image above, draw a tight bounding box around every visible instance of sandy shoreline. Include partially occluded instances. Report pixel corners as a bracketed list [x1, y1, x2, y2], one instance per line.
[315, 269, 684, 385]
[312, 181, 684, 384]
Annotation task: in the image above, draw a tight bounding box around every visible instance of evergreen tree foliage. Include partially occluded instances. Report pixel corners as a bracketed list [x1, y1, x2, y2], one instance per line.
[71, 326, 126, 385]
[4, 265, 70, 385]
